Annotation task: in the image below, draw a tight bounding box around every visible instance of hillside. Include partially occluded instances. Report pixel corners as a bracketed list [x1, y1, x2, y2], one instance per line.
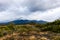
[0, 19, 60, 40]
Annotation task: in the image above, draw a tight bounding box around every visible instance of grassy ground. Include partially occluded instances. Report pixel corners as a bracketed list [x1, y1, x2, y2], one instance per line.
[0, 20, 60, 40]
[0, 24, 60, 40]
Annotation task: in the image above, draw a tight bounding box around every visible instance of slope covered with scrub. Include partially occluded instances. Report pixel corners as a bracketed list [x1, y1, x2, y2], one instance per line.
[0, 19, 60, 40]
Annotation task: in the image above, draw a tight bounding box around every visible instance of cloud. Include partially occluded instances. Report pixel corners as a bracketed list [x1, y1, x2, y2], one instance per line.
[0, 0, 60, 22]
[27, 7, 60, 22]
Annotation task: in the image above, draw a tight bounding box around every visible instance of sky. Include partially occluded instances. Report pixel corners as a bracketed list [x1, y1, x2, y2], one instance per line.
[0, 0, 60, 22]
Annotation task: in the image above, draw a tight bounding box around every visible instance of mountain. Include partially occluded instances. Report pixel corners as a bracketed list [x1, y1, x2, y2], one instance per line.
[0, 20, 47, 25]
[10, 20, 47, 24]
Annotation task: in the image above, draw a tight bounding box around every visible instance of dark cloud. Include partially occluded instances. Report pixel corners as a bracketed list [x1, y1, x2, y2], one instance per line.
[0, 4, 8, 12]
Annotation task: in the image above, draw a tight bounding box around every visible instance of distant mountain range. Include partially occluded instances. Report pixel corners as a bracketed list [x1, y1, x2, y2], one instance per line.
[0, 20, 47, 25]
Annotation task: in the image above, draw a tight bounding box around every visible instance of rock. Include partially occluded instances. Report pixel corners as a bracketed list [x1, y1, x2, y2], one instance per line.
[29, 35, 36, 40]
[40, 37, 49, 40]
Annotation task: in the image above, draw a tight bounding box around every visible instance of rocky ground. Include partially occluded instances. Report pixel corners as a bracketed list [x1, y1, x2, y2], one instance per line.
[0, 31, 60, 40]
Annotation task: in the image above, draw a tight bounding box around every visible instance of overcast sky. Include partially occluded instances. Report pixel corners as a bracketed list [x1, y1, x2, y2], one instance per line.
[0, 0, 60, 22]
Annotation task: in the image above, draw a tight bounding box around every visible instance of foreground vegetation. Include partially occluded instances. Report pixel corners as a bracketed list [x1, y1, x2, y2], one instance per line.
[0, 19, 60, 40]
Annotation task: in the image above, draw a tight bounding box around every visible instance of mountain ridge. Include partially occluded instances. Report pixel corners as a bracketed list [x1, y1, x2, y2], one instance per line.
[0, 20, 47, 25]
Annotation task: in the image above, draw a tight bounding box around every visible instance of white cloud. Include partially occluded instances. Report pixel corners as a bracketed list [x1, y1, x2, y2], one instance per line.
[26, 7, 60, 22]
[0, 0, 60, 22]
